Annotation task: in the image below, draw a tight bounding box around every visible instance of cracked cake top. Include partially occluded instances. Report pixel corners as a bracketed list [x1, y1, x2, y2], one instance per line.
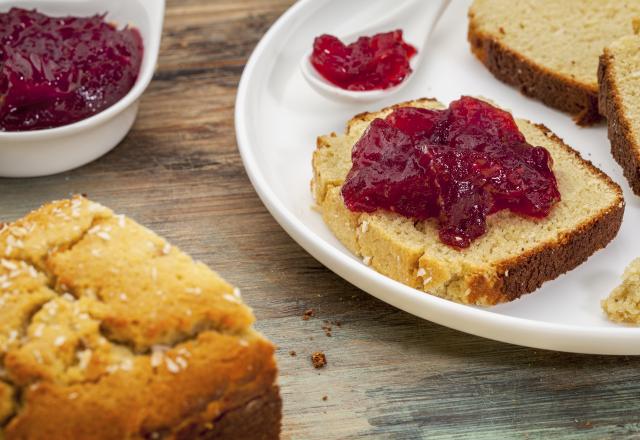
[0, 196, 278, 439]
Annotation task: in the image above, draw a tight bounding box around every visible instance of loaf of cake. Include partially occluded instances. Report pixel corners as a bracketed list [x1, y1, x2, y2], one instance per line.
[602, 258, 640, 324]
[312, 98, 624, 305]
[0, 197, 281, 439]
[468, 0, 640, 125]
[599, 32, 640, 195]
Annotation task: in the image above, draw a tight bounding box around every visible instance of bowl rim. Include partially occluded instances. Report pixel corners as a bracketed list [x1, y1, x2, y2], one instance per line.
[0, 0, 165, 140]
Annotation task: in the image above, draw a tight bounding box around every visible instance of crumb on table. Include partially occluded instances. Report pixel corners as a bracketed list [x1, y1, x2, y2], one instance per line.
[321, 321, 332, 337]
[311, 351, 327, 369]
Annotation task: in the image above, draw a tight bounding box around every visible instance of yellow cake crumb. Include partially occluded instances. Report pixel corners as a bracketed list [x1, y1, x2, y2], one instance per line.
[602, 258, 640, 324]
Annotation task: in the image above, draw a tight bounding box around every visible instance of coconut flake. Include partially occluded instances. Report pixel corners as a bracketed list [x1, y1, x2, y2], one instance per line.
[0, 260, 17, 271]
[165, 357, 180, 374]
[96, 231, 111, 241]
[54, 336, 66, 347]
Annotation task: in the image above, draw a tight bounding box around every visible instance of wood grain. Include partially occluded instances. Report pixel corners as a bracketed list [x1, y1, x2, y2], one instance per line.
[1, 1, 640, 438]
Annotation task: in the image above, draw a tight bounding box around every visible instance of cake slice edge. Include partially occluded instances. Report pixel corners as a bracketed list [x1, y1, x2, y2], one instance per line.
[467, 8, 601, 126]
[598, 34, 640, 196]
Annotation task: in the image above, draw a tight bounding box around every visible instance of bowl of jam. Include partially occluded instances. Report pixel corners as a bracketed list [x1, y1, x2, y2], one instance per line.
[0, 0, 164, 177]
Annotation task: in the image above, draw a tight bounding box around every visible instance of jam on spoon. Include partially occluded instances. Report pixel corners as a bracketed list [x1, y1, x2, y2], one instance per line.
[311, 30, 417, 91]
[0, 8, 144, 132]
[342, 96, 561, 249]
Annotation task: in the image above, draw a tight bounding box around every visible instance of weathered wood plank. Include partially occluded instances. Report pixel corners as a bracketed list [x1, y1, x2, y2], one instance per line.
[1, 1, 640, 438]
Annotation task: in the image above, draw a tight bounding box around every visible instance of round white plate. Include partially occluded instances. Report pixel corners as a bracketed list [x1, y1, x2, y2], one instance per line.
[235, 0, 640, 354]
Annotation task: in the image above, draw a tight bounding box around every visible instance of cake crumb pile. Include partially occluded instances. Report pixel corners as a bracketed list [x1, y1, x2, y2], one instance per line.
[603, 258, 640, 324]
[311, 352, 327, 369]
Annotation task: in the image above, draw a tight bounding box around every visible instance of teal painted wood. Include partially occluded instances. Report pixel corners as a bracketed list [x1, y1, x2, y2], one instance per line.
[1, 1, 639, 438]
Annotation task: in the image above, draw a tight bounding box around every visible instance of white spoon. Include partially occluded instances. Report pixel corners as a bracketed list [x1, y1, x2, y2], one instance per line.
[300, 0, 450, 104]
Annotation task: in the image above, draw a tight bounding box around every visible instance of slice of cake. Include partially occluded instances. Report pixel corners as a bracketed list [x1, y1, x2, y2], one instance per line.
[0, 197, 281, 440]
[468, 0, 640, 125]
[599, 33, 640, 195]
[602, 258, 640, 324]
[312, 98, 624, 305]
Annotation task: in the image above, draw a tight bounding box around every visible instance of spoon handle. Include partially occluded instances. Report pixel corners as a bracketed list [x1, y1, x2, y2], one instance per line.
[414, 0, 451, 72]
[340, 0, 450, 40]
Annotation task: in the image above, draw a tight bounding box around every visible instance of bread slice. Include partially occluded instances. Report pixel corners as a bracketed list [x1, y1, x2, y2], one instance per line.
[0, 197, 281, 440]
[602, 258, 640, 324]
[599, 33, 640, 195]
[468, 0, 640, 125]
[312, 98, 624, 305]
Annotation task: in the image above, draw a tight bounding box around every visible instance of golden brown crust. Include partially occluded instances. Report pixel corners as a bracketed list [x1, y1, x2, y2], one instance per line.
[468, 194, 623, 304]
[598, 50, 640, 195]
[6, 334, 279, 440]
[347, 97, 442, 130]
[174, 385, 282, 440]
[462, 121, 624, 303]
[467, 17, 601, 126]
[494, 199, 624, 302]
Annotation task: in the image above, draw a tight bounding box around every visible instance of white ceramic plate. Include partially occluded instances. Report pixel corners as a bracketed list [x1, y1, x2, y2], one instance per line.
[235, 0, 640, 354]
[0, 0, 164, 178]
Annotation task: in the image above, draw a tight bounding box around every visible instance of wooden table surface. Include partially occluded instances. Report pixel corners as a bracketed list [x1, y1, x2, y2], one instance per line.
[2, 1, 640, 438]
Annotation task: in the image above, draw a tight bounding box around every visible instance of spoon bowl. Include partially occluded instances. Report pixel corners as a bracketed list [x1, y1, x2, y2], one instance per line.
[301, 0, 450, 104]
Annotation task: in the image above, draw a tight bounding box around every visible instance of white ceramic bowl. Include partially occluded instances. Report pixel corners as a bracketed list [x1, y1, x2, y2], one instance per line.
[0, 0, 165, 178]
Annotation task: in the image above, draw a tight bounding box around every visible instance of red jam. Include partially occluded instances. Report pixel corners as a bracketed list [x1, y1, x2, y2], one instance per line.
[311, 30, 417, 91]
[0, 8, 144, 132]
[342, 97, 561, 249]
